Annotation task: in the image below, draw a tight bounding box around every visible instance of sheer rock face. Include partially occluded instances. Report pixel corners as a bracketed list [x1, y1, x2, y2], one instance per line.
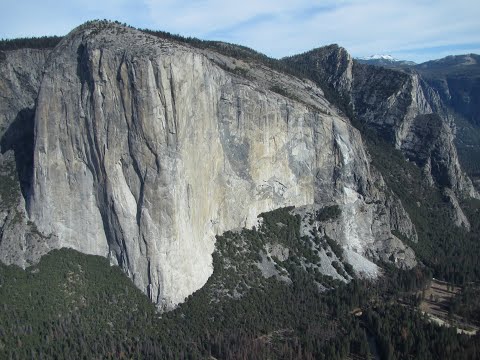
[283, 45, 478, 203]
[0, 49, 52, 267]
[0, 23, 416, 308]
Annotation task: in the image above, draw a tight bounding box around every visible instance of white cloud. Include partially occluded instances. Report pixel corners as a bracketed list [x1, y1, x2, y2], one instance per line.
[143, 0, 337, 35]
[143, 0, 480, 62]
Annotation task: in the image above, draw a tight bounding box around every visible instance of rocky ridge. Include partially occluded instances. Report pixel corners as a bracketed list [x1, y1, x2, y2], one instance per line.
[283, 45, 478, 228]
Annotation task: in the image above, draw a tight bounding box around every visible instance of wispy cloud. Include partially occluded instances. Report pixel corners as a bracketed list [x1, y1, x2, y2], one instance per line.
[144, 0, 340, 37]
[0, 0, 479, 62]
[144, 0, 480, 62]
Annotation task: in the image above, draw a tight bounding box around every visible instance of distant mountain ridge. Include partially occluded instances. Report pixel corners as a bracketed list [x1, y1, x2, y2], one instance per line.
[417, 53, 480, 70]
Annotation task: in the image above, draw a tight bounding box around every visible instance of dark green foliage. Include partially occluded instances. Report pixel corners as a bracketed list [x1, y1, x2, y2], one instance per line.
[269, 84, 292, 98]
[0, 219, 477, 359]
[455, 115, 480, 186]
[450, 284, 480, 325]
[212, 206, 344, 292]
[256, 207, 333, 275]
[0, 36, 62, 51]
[258, 206, 300, 248]
[0, 249, 160, 359]
[363, 131, 480, 284]
[324, 235, 344, 260]
[0, 241, 369, 359]
[316, 205, 341, 222]
[0, 159, 21, 209]
[0, 207, 366, 358]
[364, 304, 479, 360]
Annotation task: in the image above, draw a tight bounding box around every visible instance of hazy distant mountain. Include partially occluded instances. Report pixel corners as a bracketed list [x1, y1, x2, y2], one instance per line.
[417, 53, 480, 72]
[356, 54, 416, 67]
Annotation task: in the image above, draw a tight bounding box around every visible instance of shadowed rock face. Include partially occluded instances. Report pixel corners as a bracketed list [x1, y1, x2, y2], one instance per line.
[1, 23, 416, 308]
[413, 55, 480, 191]
[0, 49, 50, 194]
[0, 48, 52, 267]
[415, 54, 480, 127]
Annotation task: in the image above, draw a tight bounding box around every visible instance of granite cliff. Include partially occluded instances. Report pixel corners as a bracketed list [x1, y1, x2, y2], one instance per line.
[0, 22, 445, 308]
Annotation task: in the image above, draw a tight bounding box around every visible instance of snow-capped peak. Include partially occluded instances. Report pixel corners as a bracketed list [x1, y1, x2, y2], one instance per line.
[358, 54, 398, 61]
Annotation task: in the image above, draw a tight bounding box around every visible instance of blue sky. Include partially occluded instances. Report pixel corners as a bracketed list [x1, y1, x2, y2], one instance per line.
[1, 0, 479, 63]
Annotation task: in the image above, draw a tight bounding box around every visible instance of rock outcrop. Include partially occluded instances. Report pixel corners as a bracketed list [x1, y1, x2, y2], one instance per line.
[0, 22, 412, 308]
